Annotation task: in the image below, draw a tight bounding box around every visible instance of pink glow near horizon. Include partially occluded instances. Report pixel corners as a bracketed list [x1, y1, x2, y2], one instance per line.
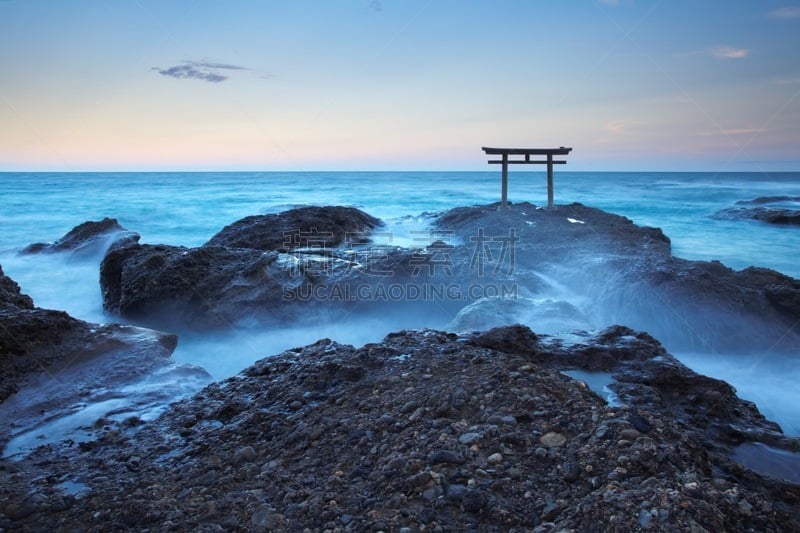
[1, 1, 799, 172]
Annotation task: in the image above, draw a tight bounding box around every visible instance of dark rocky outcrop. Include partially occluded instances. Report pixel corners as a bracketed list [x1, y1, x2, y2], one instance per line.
[100, 207, 389, 329]
[2, 326, 797, 530]
[205, 205, 381, 251]
[20, 218, 140, 255]
[578, 255, 800, 352]
[736, 196, 800, 206]
[100, 243, 367, 330]
[6, 202, 800, 529]
[0, 264, 34, 311]
[714, 196, 800, 226]
[435, 201, 672, 261]
[101, 244, 277, 327]
[482, 324, 787, 449]
[98, 203, 659, 330]
[0, 265, 208, 453]
[99, 202, 800, 351]
[434, 202, 800, 352]
[714, 206, 800, 225]
[1, 264, 93, 402]
[0, 322, 190, 453]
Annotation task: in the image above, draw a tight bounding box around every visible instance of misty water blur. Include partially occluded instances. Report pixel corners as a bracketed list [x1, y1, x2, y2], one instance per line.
[1, 171, 799, 445]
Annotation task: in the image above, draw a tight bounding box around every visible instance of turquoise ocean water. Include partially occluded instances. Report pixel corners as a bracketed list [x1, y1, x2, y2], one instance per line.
[3, 171, 799, 274]
[1, 171, 799, 436]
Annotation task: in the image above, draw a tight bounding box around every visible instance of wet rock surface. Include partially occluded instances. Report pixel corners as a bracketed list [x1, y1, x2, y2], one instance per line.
[0, 265, 210, 457]
[448, 296, 592, 334]
[436, 203, 800, 351]
[620, 258, 800, 351]
[99, 202, 800, 351]
[0, 264, 94, 402]
[432, 203, 800, 352]
[100, 207, 393, 329]
[435, 201, 672, 262]
[6, 205, 800, 530]
[714, 196, 800, 226]
[0, 323, 206, 458]
[100, 244, 304, 329]
[21, 217, 140, 255]
[737, 196, 800, 205]
[205, 205, 381, 251]
[475, 324, 792, 452]
[1, 326, 797, 531]
[0, 264, 34, 311]
[714, 207, 800, 225]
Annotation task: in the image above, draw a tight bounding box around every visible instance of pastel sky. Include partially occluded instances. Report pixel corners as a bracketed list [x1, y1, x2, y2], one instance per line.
[1, 0, 799, 171]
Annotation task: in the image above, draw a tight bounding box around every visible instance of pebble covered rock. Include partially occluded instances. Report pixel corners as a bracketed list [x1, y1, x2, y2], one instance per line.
[1, 326, 798, 531]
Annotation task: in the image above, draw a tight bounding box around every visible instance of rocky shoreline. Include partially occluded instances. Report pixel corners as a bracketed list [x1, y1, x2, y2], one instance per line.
[1, 326, 799, 531]
[2, 202, 800, 530]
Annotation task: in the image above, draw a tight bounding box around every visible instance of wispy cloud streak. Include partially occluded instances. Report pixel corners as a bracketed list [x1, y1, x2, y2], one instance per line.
[710, 46, 749, 59]
[698, 128, 766, 137]
[678, 46, 749, 60]
[606, 120, 626, 134]
[767, 6, 800, 19]
[153, 61, 248, 83]
[773, 77, 800, 85]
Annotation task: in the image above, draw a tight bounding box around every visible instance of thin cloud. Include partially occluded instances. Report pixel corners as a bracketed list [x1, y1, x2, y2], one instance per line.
[192, 61, 248, 71]
[606, 120, 626, 134]
[773, 77, 800, 85]
[679, 46, 750, 60]
[697, 128, 765, 137]
[368, 0, 383, 12]
[767, 6, 800, 19]
[721, 128, 765, 135]
[153, 61, 249, 83]
[710, 46, 749, 59]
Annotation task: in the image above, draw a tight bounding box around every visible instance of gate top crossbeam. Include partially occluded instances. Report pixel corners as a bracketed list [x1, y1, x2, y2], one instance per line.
[482, 147, 572, 156]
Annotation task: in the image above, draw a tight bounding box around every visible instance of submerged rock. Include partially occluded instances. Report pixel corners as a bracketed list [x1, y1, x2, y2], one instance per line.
[20, 217, 140, 255]
[736, 196, 800, 205]
[448, 296, 592, 334]
[2, 325, 797, 530]
[713, 206, 800, 225]
[714, 196, 800, 226]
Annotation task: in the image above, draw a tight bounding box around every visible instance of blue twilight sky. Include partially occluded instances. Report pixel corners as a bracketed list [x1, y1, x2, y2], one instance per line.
[1, 0, 799, 171]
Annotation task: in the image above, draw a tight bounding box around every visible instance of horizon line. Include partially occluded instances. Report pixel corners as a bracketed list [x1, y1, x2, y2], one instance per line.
[2, 168, 800, 174]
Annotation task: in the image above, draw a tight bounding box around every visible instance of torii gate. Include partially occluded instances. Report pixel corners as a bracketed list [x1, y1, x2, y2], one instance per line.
[482, 146, 573, 209]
